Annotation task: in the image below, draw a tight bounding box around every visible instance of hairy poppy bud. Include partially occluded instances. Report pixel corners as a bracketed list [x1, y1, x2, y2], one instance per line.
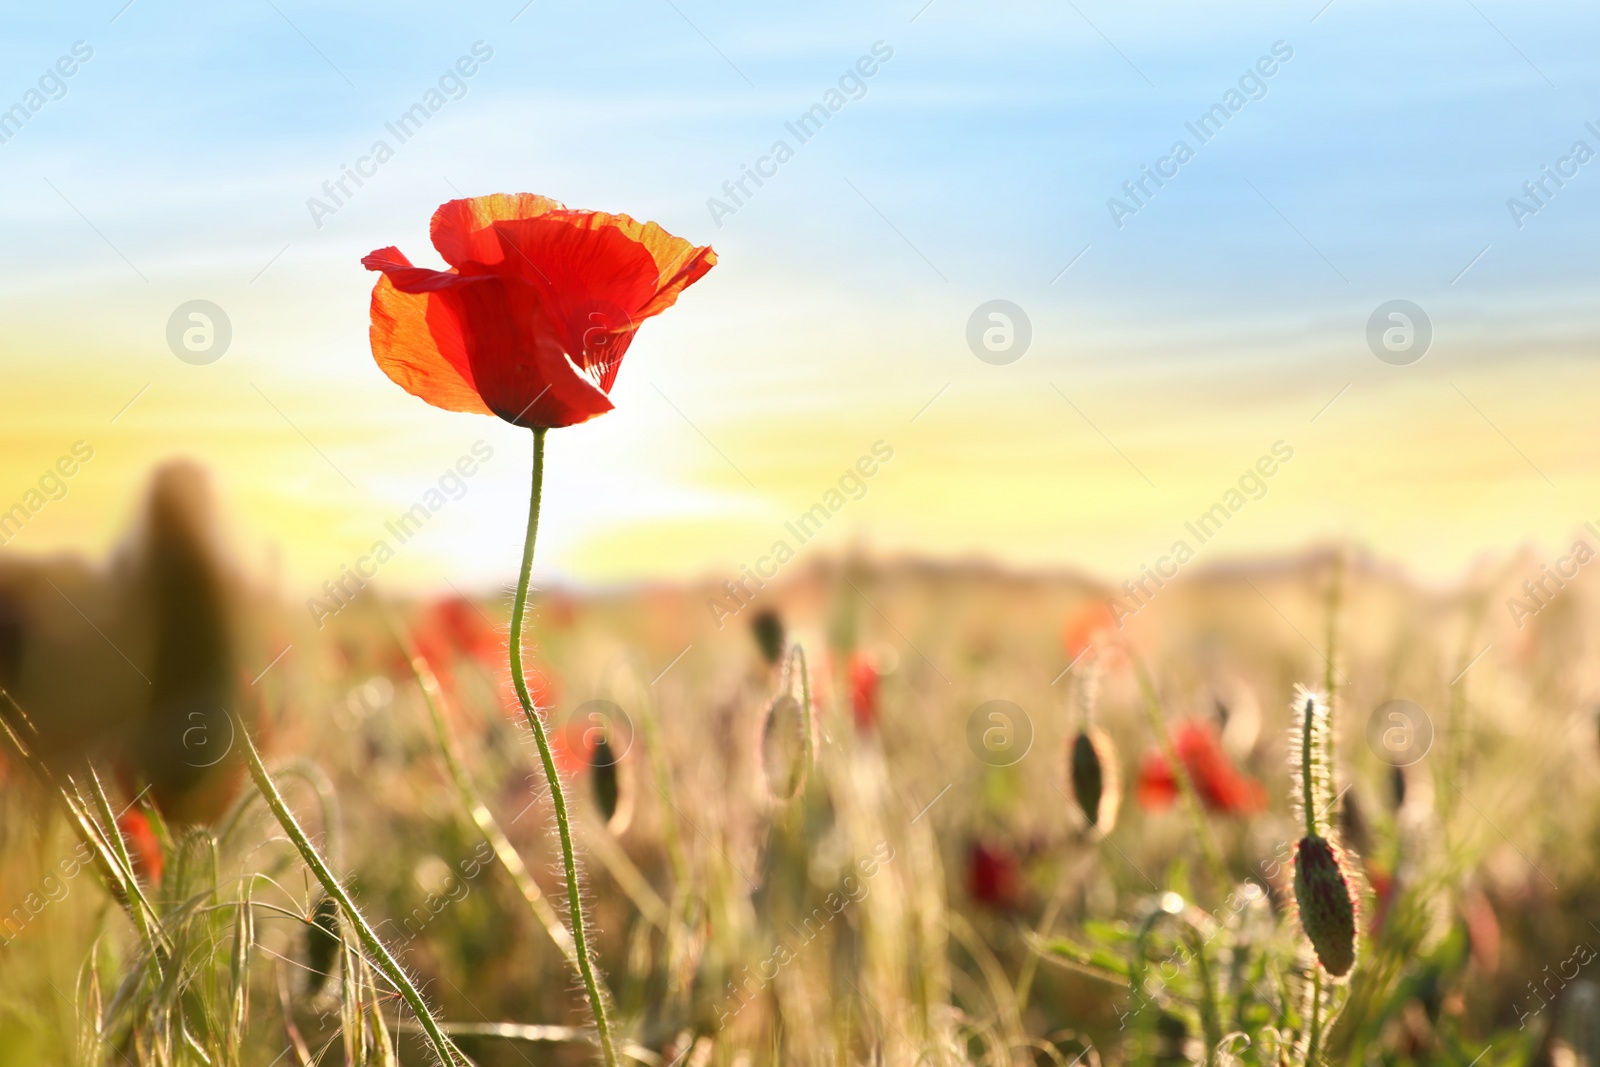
[1293, 834, 1357, 977]
[1069, 727, 1120, 834]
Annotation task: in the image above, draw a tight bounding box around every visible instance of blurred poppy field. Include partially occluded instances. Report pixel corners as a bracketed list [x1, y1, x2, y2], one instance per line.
[2, 534, 1597, 1065]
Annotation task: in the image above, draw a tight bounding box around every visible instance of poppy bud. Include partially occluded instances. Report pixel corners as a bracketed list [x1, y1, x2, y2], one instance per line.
[590, 728, 631, 833]
[760, 693, 808, 800]
[304, 893, 341, 999]
[750, 610, 785, 666]
[1293, 834, 1358, 977]
[1069, 727, 1121, 834]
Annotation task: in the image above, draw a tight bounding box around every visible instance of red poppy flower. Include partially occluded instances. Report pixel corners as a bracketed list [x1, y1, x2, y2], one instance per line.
[117, 809, 163, 887]
[966, 840, 1022, 910]
[1136, 718, 1265, 814]
[414, 595, 504, 678]
[848, 652, 880, 732]
[1364, 863, 1395, 936]
[363, 194, 716, 428]
[1061, 601, 1118, 662]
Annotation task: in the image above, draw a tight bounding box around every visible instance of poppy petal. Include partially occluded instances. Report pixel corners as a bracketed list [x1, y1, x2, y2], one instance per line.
[368, 273, 495, 418]
[490, 217, 661, 384]
[365, 196, 714, 429]
[430, 194, 566, 268]
[441, 270, 616, 428]
[530, 209, 718, 320]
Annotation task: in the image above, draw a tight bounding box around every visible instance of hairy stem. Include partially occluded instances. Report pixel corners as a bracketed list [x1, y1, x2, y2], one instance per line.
[397, 633, 580, 967]
[1303, 693, 1318, 840]
[237, 725, 465, 1066]
[1306, 965, 1323, 1066]
[510, 427, 619, 1067]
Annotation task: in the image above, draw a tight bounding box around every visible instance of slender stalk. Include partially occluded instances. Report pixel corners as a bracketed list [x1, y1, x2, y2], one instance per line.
[236, 724, 465, 1067]
[510, 427, 619, 1067]
[395, 631, 580, 967]
[1323, 556, 1341, 727]
[1323, 558, 1342, 830]
[1305, 966, 1323, 1066]
[1303, 693, 1318, 840]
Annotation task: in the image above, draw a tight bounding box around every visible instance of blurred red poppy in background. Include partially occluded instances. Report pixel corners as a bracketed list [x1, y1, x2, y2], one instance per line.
[1061, 600, 1132, 674]
[967, 839, 1022, 910]
[117, 809, 163, 887]
[1137, 718, 1265, 814]
[849, 652, 880, 732]
[363, 194, 716, 429]
[414, 595, 504, 678]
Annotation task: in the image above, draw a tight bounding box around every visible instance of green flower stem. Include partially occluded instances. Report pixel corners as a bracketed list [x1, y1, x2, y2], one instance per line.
[237, 724, 465, 1067]
[395, 630, 581, 969]
[511, 427, 619, 1067]
[1306, 965, 1324, 1065]
[1302, 691, 1319, 839]
[1323, 557, 1341, 731]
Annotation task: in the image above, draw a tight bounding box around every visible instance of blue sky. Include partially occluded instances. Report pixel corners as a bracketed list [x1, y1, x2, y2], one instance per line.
[3, 0, 1599, 590]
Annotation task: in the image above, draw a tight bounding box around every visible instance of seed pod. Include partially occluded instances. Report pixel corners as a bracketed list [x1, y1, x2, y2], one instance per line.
[1293, 834, 1358, 978]
[304, 893, 341, 998]
[750, 610, 785, 666]
[759, 646, 814, 801]
[760, 693, 808, 800]
[1069, 727, 1121, 834]
[589, 728, 632, 833]
[1388, 764, 1406, 811]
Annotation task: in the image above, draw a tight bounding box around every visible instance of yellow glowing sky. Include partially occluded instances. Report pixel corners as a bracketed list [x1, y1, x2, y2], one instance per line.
[4, 278, 1596, 599]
